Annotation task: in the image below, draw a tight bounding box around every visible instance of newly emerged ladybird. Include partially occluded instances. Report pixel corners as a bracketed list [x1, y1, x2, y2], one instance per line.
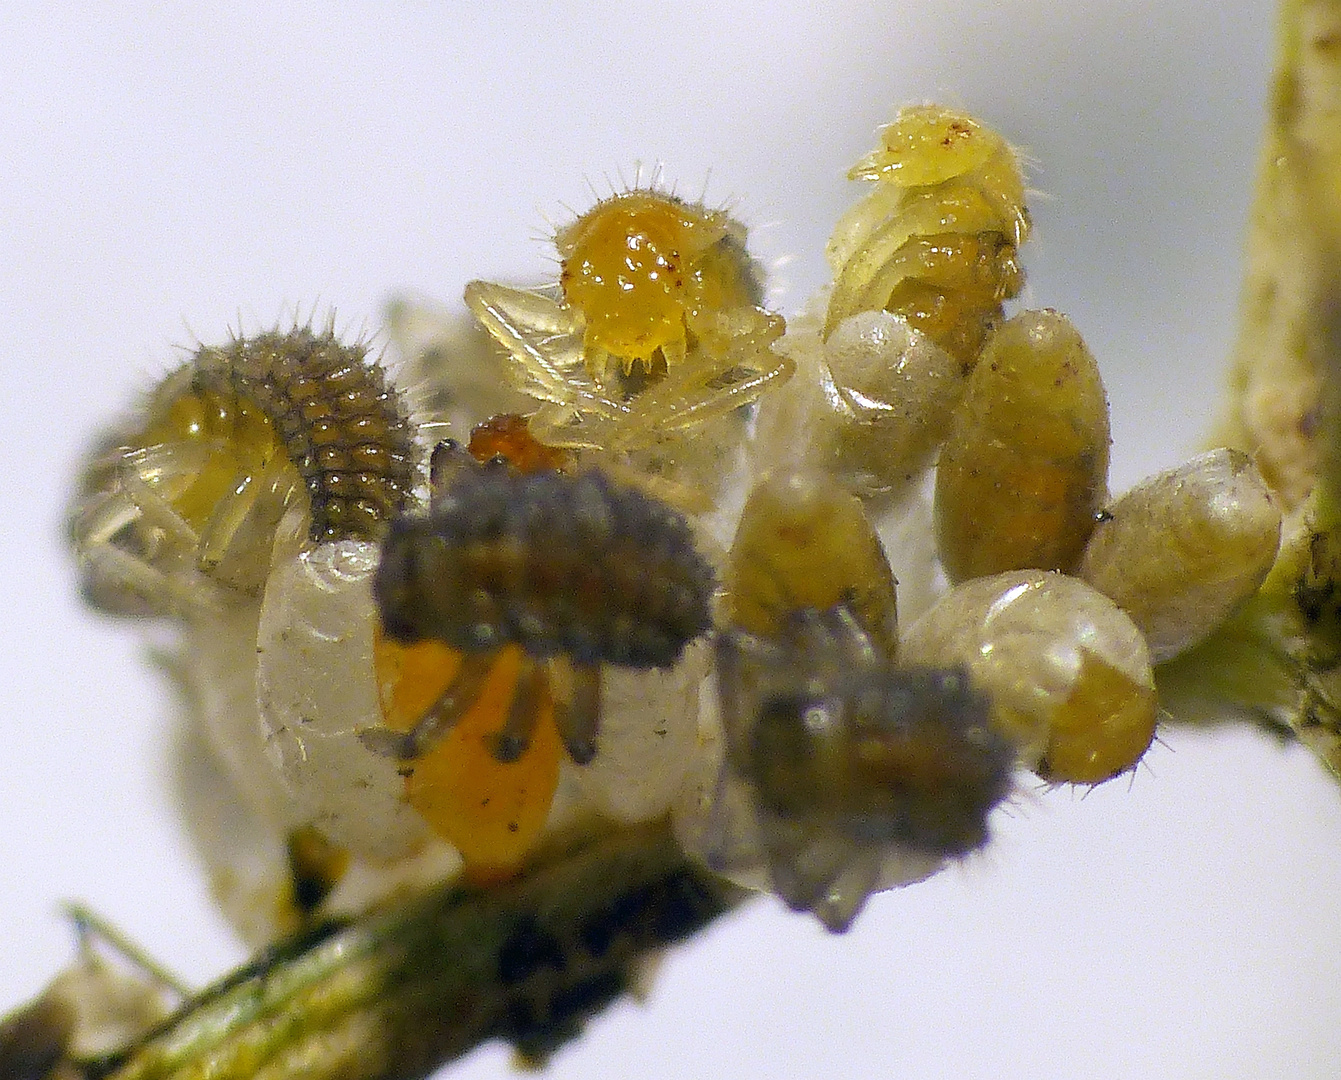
[824, 104, 1030, 366]
[934, 309, 1111, 582]
[555, 189, 760, 378]
[462, 186, 791, 506]
[900, 570, 1158, 784]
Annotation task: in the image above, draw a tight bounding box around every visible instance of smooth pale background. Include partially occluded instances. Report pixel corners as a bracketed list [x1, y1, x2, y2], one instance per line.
[4, 3, 1340, 1078]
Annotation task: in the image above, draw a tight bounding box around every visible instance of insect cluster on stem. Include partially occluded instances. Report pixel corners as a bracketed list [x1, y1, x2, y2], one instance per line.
[40, 93, 1308, 1077]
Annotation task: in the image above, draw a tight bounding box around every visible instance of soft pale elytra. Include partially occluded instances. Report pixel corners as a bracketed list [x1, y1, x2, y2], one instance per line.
[900, 570, 1158, 784]
[934, 309, 1111, 583]
[1078, 448, 1283, 662]
[824, 104, 1029, 366]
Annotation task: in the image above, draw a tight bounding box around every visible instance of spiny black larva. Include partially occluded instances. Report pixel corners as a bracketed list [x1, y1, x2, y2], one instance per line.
[192, 326, 419, 542]
[68, 324, 421, 615]
[374, 445, 716, 669]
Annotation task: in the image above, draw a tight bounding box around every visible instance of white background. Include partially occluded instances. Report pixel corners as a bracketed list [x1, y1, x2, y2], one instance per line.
[4, 3, 1341, 1078]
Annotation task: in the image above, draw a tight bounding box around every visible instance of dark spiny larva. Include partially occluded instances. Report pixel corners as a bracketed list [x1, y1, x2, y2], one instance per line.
[193, 327, 418, 541]
[375, 465, 715, 668]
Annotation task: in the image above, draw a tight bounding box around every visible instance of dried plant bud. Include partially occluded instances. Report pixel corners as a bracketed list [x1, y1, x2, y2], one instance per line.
[900, 570, 1157, 784]
[934, 310, 1111, 583]
[1078, 448, 1282, 662]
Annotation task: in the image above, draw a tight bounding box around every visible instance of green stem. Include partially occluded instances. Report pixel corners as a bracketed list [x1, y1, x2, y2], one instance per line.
[66, 822, 741, 1080]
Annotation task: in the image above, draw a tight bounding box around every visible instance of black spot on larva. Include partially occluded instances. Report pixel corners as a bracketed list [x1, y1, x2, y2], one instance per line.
[375, 465, 715, 668]
[193, 326, 418, 542]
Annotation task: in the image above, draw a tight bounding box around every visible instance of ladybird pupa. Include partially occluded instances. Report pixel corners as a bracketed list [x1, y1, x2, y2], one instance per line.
[68, 325, 420, 616]
[824, 105, 1029, 365]
[751, 306, 968, 505]
[900, 570, 1158, 784]
[1077, 448, 1283, 662]
[714, 607, 1014, 931]
[934, 309, 1111, 583]
[727, 468, 899, 657]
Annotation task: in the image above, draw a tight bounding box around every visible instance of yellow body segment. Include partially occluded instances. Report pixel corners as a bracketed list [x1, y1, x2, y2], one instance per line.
[557, 190, 758, 376]
[934, 309, 1111, 582]
[1039, 649, 1159, 784]
[824, 104, 1029, 366]
[375, 638, 563, 877]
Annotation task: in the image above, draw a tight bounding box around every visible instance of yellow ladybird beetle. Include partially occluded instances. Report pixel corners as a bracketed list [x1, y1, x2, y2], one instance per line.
[463, 187, 791, 507]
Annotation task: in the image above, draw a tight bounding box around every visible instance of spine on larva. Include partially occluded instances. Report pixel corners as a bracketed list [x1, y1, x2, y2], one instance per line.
[193, 327, 419, 542]
[374, 463, 716, 668]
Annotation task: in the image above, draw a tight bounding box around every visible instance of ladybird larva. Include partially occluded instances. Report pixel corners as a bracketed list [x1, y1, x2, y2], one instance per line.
[934, 309, 1111, 583]
[900, 570, 1158, 784]
[194, 327, 419, 543]
[683, 474, 1010, 932]
[364, 434, 717, 876]
[712, 606, 1014, 931]
[1077, 448, 1283, 662]
[823, 104, 1029, 366]
[375, 444, 715, 668]
[68, 325, 419, 614]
